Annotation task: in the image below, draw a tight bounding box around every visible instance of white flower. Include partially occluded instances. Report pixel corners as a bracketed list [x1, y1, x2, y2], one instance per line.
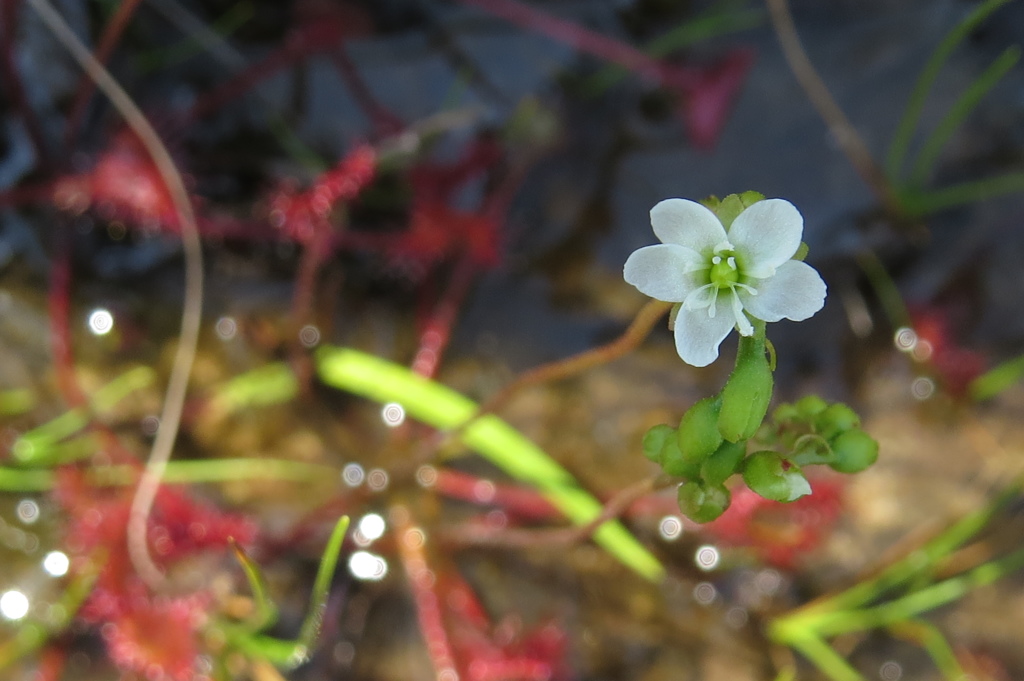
[624, 197, 827, 367]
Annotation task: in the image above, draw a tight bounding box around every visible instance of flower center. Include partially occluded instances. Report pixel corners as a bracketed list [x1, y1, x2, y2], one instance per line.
[709, 252, 739, 288]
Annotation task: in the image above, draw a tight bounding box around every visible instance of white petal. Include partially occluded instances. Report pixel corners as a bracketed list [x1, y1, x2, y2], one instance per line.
[739, 260, 826, 323]
[729, 199, 803, 271]
[624, 244, 704, 302]
[650, 199, 726, 254]
[673, 304, 736, 367]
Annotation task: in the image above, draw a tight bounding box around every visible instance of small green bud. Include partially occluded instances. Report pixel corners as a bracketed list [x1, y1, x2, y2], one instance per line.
[814, 403, 861, 440]
[772, 403, 802, 424]
[829, 428, 879, 473]
[794, 395, 828, 418]
[718, 333, 773, 442]
[642, 424, 676, 464]
[701, 440, 747, 487]
[792, 242, 809, 261]
[677, 396, 723, 467]
[660, 436, 702, 479]
[742, 451, 812, 502]
[677, 481, 731, 523]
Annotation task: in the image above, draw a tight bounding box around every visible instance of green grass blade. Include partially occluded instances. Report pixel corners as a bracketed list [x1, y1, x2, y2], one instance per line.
[902, 171, 1024, 214]
[12, 366, 155, 465]
[582, 3, 763, 94]
[210, 362, 299, 415]
[909, 45, 1021, 188]
[296, 515, 351, 655]
[0, 389, 35, 416]
[315, 346, 664, 581]
[230, 539, 279, 631]
[970, 352, 1024, 400]
[885, 0, 1015, 180]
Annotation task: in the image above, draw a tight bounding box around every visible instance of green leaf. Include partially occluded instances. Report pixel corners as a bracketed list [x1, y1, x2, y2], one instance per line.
[742, 451, 811, 502]
[315, 346, 664, 581]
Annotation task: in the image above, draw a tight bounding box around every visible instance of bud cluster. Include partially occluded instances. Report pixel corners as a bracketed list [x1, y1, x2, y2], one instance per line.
[643, 344, 878, 523]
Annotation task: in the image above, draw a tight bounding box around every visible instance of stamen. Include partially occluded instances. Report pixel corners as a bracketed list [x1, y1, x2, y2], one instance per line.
[708, 289, 719, 318]
[734, 282, 759, 295]
[683, 283, 716, 310]
[730, 293, 754, 336]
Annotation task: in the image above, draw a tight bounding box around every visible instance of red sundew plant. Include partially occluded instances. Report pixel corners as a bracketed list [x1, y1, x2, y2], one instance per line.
[53, 468, 256, 679]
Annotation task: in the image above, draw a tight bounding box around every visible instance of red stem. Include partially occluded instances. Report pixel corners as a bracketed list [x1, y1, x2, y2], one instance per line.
[411, 257, 478, 378]
[64, 0, 144, 146]
[329, 47, 404, 137]
[457, 0, 700, 91]
[392, 507, 460, 681]
[48, 239, 86, 407]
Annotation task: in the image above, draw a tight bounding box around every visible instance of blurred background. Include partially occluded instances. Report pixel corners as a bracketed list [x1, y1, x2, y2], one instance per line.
[2, 0, 1024, 679]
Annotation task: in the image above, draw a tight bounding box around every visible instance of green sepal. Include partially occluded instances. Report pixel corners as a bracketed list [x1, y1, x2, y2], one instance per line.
[642, 424, 676, 464]
[700, 195, 722, 212]
[792, 242, 809, 261]
[677, 480, 731, 523]
[700, 440, 747, 487]
[677, 396, 724, 468]
[718, 331, 773, 442]
[742, 451, 811, 502]
[737, 190, 767, 207]
[829, 429, 879, 473]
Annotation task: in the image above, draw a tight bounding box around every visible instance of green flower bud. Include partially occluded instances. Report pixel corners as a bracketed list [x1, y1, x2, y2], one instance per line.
[742, 451, 811, 502]
[660, 436, 702, 479]
[642, 424, 676, 464]
[677, 481, 731, 523]
[794, 395, 828, 418]
[718, 333, 773, 442]
[677, 396, 723, 467]
[829, 428, 879, 473]
[700, 440, 747, 487]
[814, 403, 860, 440]
[771, 402, 802, 425]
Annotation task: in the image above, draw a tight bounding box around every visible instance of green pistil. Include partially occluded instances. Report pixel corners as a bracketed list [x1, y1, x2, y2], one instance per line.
[709, 256, 739, 288]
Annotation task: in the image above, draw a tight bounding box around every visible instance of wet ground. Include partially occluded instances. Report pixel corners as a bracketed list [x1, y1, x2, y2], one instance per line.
[2, 0, 1024, 679]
